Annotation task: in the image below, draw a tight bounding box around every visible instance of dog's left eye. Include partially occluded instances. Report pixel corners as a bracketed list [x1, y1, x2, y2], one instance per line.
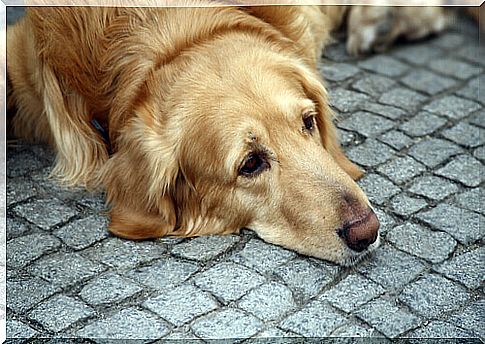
[239, 153, 268, 177]
[303, 113, 316, 132]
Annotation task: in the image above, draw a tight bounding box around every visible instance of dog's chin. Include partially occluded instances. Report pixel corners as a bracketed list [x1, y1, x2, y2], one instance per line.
[339, 233, 381, 267]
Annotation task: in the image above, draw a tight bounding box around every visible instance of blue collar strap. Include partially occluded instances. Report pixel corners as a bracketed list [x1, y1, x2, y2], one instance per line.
[91, 118, 112, 156]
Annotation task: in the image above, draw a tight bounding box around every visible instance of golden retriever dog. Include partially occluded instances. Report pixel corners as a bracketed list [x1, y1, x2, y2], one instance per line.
[7, 5, 449, 265]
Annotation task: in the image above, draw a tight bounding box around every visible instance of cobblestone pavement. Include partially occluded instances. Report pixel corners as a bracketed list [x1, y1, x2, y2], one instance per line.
[5, 8, 484, 343]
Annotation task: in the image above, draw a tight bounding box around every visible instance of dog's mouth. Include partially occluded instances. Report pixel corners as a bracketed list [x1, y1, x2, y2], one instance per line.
[340, 233, 381, 267]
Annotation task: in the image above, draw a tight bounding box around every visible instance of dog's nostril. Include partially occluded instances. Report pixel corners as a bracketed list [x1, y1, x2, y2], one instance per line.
[338, 210, 380, 252]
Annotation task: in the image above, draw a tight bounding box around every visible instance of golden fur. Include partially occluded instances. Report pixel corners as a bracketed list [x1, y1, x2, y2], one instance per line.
[7, 5, 448, 265]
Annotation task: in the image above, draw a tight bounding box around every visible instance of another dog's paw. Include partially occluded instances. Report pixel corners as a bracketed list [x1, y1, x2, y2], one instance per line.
[346, 6, 450, 56]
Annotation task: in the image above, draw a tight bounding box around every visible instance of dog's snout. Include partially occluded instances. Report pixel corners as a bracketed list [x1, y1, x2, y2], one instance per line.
[338, 210, 380, 252]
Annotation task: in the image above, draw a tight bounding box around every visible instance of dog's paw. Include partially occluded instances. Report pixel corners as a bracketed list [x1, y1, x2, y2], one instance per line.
[346, 7, 395, 56]
[346, 6, 450, 56]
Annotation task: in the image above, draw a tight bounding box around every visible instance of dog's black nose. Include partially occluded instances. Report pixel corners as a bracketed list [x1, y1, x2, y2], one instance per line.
[338, 210, 380, 252]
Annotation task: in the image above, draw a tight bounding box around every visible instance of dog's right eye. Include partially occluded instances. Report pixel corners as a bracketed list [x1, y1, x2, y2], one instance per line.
[239, 153, 268, 177]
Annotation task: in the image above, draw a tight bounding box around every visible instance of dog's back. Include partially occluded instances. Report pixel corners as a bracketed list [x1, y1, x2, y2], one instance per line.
[8, 7, 327, 143]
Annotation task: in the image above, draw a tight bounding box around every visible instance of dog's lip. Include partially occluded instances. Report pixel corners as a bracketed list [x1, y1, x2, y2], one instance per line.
[341, 232, 380, 266]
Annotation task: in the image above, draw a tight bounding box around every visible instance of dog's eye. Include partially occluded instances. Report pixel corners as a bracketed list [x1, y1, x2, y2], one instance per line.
[239, 153, 268, 176]
[303, 113, 316, 132]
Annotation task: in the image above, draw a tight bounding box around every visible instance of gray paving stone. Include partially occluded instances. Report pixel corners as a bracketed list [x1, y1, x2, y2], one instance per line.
[431, 32, 464, 49]
[361, 102, 408, 120]
[389, 194, 428, 217]
[352, 74, 396, 97]
[280, 301, 348, 337]
[408, 175, 459, 201]
[424, 96, 482, 119]
[379, 88, 426, 110]
[358, 55, 409, 77]
[442, 122, 484, 149]
[320, 62, 360, 82]
[319, 274, 385, 312]
[274, 258, 333, 301]
[377, 156, 426, 184]
[53, 216, 109, 250]
[454, 187, 482, 214]
[43, 337, 88, 343]
[329, 88, 370, 113]
[6, 217, 30, 240]
[357, 245, 426, 289]
[387, 223, 456, 263]
[455, 43, 485, 66]
[126, 258, 199, 290]
[193, 262, 265, 303]
[28, 252, 105, 288]
[76, 192, 106, 213]
[7, 276, 60, 313]
[474, 145, 485, 161]
[143, 284, 218, 326]
[435, 154, 484, 187]
[238, 281, 296, 321]
[378, 130, 414, 150]
[470, 111, 484, 128]
[406, 320, 475, 338]
[417, 204, 484, 244]
[399, 274, 471, 318]
[433, 246, 485, 289]
[85, 237, 165, 270]
[401, 70, 456, 95]
[308, 257, 341, 276]
[330, 323, 377, 338]
[447, 300, 485, 339]
[191, 308, 263, 340]
[77, 307, 170, 340]
[429, 58, 483, 80]
[163, 329, 202, 341]
[7, 148, 50, 178]
[399, 112, 448, 137]
[31, 172, 88, 203]
[7, 177, 38, 206]
[7, 233, 61, 269]
[29, 144, 55, 162]
[347, 139, 395, 167]
[12, 199, 79, 230]
[456, 75, 484, 104]
[80, 273, 143, 306]
[230, 238, 296, 274]
[157, 237, 185, 245]
[408, 138, 463, 167]
[323, 42, 357, 62]
[337, 112, 395, 137]
[6, 319, 38, 339]
[373, 208, 396, 234]
[392, 44, 443, 65]
[28, 295, 94, 332]
[171, 235, 240, 262]
[338, 128, 360, 147]
[255, 327, 295, 338]
[358, 174, 400, 205]
[354, 298, 421, 339]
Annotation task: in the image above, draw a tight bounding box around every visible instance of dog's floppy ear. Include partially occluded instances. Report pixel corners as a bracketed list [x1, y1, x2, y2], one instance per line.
[97, 113, 180, 240]
[288, 61, 363, 180]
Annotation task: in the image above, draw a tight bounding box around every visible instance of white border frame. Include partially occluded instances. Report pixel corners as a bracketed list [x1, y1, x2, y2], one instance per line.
[0, 1, 482, 342]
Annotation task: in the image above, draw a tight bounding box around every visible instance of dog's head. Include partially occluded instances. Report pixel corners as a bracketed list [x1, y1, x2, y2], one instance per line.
[102, 40, 380, 266]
